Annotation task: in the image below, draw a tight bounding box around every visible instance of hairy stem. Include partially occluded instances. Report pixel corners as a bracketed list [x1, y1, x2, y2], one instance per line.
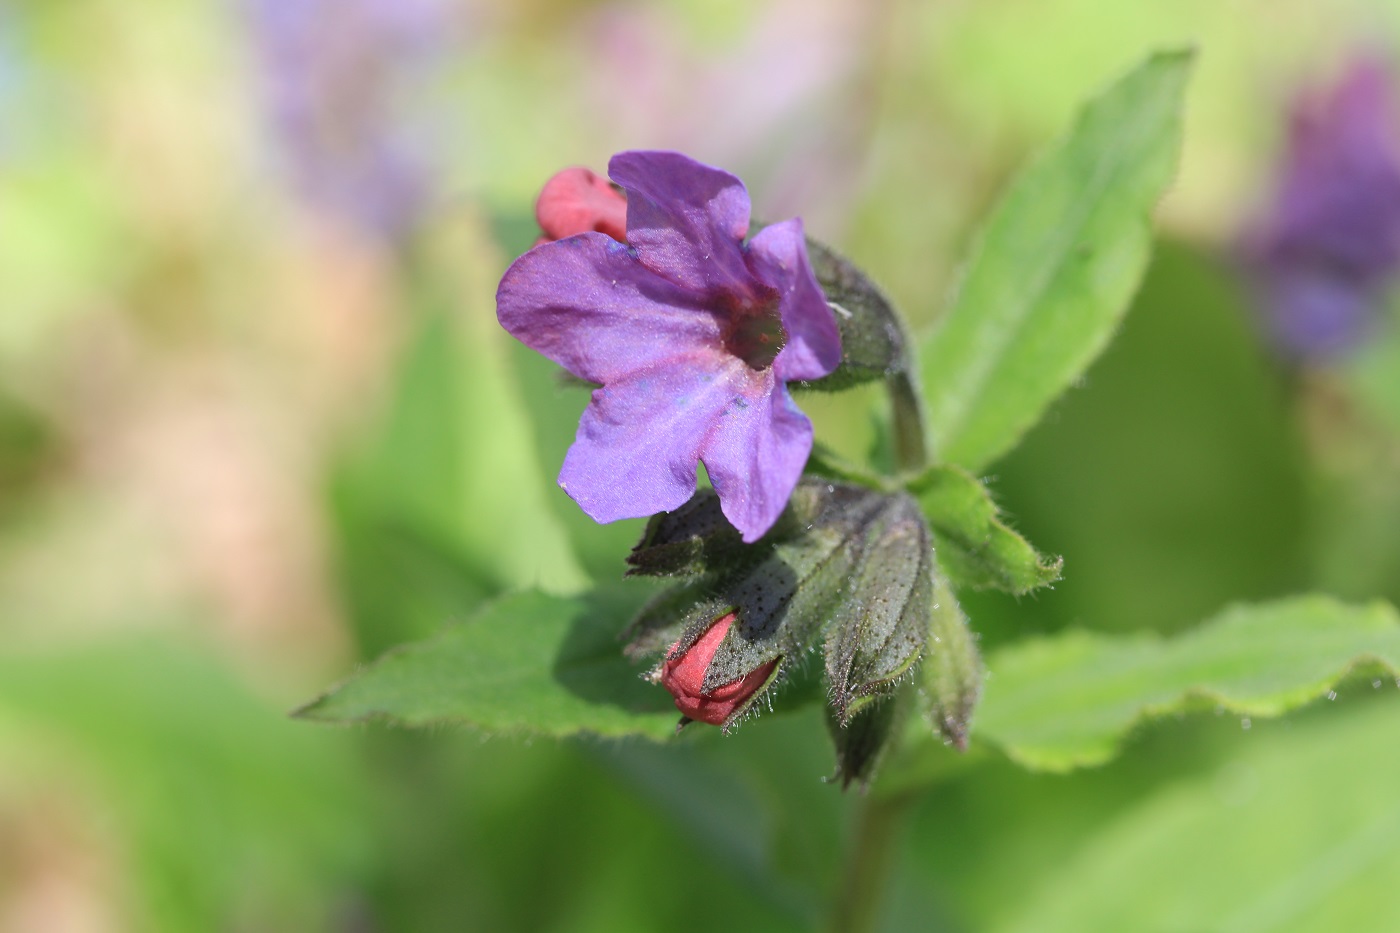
[830, 790, 917, 933]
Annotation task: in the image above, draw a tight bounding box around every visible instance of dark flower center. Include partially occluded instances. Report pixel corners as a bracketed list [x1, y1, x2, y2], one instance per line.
[724, 298, 787, 371]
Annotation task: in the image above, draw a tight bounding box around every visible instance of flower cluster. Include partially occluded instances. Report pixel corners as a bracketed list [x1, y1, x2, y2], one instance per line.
[498, 151, 980, 788]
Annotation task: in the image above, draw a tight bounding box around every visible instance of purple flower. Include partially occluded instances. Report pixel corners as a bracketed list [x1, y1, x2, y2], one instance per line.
[497, 151, 841, 542]
[244, 0, 449, 239]
[1245, 57, 1400, 357]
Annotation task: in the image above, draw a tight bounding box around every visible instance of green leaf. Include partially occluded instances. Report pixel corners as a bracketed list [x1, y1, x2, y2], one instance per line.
[297, 588, 681, 739]
[966, 242, 1309, 642]
[910, 465, 1061, 594]
[920, 50, 1193, 470]
[990, 698, 1400, 933]
[977, 595, 1400, 771]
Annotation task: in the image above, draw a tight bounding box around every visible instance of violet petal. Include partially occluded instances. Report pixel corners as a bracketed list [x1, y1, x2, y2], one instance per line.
[609, 151, 755, 296]
[497, 233, 722, 384]
[699, 381, 814, 543]
[559, 353, 758, 524]
[747, 218, 843, 382]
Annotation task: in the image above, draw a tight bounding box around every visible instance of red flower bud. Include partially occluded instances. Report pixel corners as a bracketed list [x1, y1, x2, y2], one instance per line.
[534, 166, 628, 244]
[660, 613, 779, 727]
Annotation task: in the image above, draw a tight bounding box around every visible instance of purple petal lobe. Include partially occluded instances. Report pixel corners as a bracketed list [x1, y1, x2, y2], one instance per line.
[747, 219, 842, 382]
[559, 353, 758, 524]
[610, 151, 756, 295]
[700, 382, 814, 542]
[497, 233, 722, 384]
[1259, 269, 1378, 358]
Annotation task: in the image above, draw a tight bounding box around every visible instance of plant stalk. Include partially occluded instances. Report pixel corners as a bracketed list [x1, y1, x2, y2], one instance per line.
[887, 368, 928, 474]
[830, 790, 917, 933]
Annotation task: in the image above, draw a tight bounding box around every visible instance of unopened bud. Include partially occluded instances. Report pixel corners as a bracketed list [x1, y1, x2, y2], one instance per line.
[624, 479, 983, 778]
[534, 166, 627, 243]
[826, 692, 903, 792]
[795, 236, 909, 392]
[824, 494, 932, 725]
[919, 577, 983, 751]
[659, 613, 781, 728]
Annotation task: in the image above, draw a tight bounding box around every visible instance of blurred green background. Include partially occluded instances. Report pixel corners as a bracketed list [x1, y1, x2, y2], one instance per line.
[3, 1, 1400, 930]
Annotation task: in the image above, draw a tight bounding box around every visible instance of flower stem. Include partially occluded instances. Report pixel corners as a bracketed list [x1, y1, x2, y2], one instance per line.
[887, 369, 928, 474]
[830, 790, 917, 933]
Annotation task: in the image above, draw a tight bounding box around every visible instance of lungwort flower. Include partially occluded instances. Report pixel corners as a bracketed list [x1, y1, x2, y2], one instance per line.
[497, 151, 841, 542]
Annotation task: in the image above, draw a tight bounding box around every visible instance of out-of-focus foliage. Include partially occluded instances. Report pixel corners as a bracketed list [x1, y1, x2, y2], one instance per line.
[990, 696, 1400, 933]
[0, 638, 372, 931]
[920, 51, 1191, 470]
[964, 242, 1312, 642]
[978, 595, 1400, 770]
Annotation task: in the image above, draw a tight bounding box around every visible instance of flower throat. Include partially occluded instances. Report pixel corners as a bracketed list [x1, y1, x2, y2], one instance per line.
[724, 297, 787, 370]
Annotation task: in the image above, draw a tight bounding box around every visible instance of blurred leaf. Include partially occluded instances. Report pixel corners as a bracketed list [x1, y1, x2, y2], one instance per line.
[920, 50, 1192, 470]
[909, 465, 1061, 594]
[961, 242, 1309, 643]
[1313, 313, 1400, 605]
[0, 385, 59, 523]
[298, 587, 680, 739]
[0, 159, 130, 361]
[1346, 308, 1400, 436]
[586, 740, 817, 923]
[507, 343, 650, 581]
[977, 595, 1400, 771]
[990, 697, 1400, 933]
[331, 236, 589, 656]
[0, 638, 370, 932]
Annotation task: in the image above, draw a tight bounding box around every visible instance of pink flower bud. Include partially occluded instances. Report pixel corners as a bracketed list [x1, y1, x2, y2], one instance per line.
[660, 613, 778, 726]
[534, 166, 628, 243]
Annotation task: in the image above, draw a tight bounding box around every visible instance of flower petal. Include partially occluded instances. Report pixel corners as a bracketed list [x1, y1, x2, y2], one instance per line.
[559, 352, 756, 524]
[746, 219, 842, 382]
[699, 382, 814, 542]
[609, 150, 756, 295]
[496, 233, 721, 383]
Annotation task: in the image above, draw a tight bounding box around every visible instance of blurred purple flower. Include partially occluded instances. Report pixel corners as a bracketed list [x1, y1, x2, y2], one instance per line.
[497, 151, 841, 542]
[580, 1, 872, 231]
[1246, 58, 1400, 358]
[245, 0, 449, 239]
